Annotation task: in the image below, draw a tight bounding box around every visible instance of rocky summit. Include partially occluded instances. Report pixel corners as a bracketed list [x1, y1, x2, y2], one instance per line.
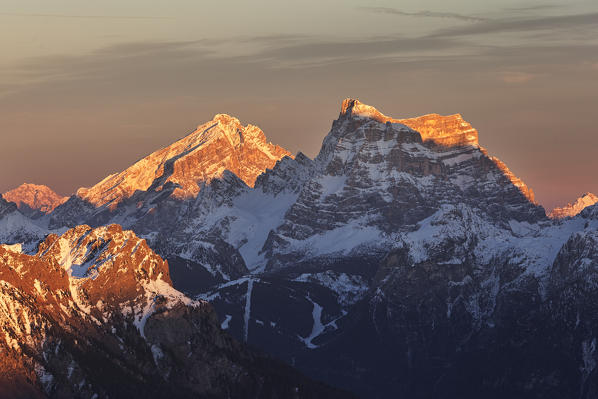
[549, 192, 598, 219]
[76, 113, 290, 208]
[1, 98, 598, 398]
[2, 184, 67, 218]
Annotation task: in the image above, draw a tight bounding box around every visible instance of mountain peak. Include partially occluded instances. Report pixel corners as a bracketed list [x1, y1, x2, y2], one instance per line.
[213, 113, 241, 125]
[316, 98, 535, 212]
[212, 113, 242, 136]
[549, 192, 598, 219]
[210, 113, 270, 148]
[75, 115, 291, 207]
[338, 98, 478, 147]
[2, 183, 67, 215]
[340, 98, 389, 122]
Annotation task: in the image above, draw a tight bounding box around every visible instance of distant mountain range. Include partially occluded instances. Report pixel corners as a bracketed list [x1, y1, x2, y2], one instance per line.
[1, 98, 597, 398]
[2, 183, 67, 218]
[549, 192, 598, 219]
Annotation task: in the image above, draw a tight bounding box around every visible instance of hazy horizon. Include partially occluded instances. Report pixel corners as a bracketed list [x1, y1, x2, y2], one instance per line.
[1, 0, 597, 210]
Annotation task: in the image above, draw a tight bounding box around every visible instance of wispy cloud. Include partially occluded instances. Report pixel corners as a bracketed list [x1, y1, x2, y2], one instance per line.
[360, 7, 487, 23]
[4, 33, 598, 90]
[0, 12, 172, 20]
[428, 12, 598, 37]
[251, 36, 464, 64]
[503, 4, 561, 12]
[2, 7, 598, 95]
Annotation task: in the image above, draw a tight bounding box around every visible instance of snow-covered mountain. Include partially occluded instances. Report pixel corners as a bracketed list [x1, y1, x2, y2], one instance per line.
[181, 99, 598, 398]
[0, 225, 348, 398]
[549, 192, 598, 219]
[2, 183, 67, 218]
[46, 114, 292, 287]
[0, 196, 49, 251]
[48, 99, 544, 280]
[256, 98, 543, 270]
[5, 98, 598, 398]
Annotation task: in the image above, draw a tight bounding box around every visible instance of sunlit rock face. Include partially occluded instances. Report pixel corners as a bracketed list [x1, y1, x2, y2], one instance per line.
[398, 113, 479, 148]
[2, 183, 67, 217]
[0, 225, 349, 399]
[549, 192, 598, 219]
[37, 224, 172, 308]
[340, 98, 479, 147]
[76, 113, 290, 207]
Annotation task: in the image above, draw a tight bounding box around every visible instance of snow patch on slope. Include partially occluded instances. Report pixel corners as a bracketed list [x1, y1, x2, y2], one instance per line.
[243, 279, 254, 342]
[0, 211, 48, 252]
[318, 175, 347, 198]
[298, 296, 347, 349]
[221, 315, 232, 330]
[132, 275, 195, 338]
[294, 272, 369, 305]
[403, 203, 594, 280]
[298, 297, 324, 349]
[287, 218, 386, 259]
[229, 191, 298, 271]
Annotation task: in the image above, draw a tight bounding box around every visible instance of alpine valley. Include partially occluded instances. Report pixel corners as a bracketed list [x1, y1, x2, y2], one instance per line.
[2, 99, 598, 398]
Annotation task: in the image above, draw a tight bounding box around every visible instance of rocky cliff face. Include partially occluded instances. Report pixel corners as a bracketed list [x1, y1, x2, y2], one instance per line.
[255, 98, 542, 271]
[2, 184, 67, 218]
[0, 225, 350, 399]
[549, 192, 598, 219]
[339, 98, 479, 147]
